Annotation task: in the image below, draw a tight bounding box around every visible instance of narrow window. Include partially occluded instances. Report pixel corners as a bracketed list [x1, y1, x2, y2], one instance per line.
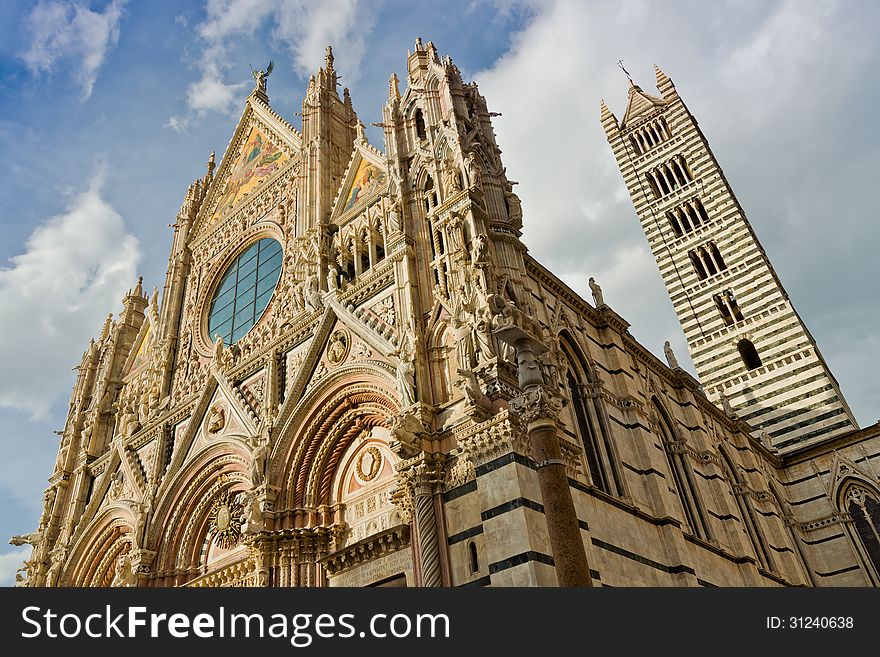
[696, 198, 711, 224]
[631, 136, 642, 155]
[415, 108, 427, 141]
[654, 398, 711, 540]
[689, 249, 708, 280]
[714, 293, 734, 326]
[737, 338, 762, 370]
[567, 370, 608, 493]
[843, 484, 880, 577]
[721, 448, 774, 572]
[468, 540, 479, 573]
[709, 241, 727, 272]
[647, 174, 661, 199]
[667, 210, 682, 237]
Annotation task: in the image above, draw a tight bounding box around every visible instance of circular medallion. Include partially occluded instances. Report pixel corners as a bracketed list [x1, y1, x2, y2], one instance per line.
[327, 329, 350, 365]
[356, 446, 382, 482]
[216, 505, 231, 531]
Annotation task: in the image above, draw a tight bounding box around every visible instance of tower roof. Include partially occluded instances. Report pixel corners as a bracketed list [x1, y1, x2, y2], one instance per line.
[620, 81, 666, 129]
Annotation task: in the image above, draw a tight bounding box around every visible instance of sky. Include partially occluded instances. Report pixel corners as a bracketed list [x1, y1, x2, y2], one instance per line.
[0, 0, 877, 585]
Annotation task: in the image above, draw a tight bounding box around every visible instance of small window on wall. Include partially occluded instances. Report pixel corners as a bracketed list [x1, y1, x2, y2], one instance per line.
[737, 338, 762, 370]
[468, 540, 479, 573]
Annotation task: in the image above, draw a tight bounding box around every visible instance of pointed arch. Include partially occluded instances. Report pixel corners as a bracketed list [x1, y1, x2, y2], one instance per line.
[652, 397, 711, 540]
[557, 331, 623, 495]
[838, 479, 880, 583]
[718, 445, 774, 572]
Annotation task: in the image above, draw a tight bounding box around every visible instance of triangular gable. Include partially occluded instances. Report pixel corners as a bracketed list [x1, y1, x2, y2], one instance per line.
[192, 94, 301, 240]
[330, 142, 387, 221]
[124, 322, 153, 376]
[620, 84, 666, 129]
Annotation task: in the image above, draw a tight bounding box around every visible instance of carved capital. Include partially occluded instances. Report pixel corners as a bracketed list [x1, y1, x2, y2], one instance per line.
[509, 384, 563, 427]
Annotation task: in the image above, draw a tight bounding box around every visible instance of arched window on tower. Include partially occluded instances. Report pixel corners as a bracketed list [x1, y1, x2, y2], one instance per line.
[653, 398, 711, 540]
[737, 339, 762, 370]
[720, 447, 774, 572]
[559, 334, 623, 496]
[840, 482, 880, 581]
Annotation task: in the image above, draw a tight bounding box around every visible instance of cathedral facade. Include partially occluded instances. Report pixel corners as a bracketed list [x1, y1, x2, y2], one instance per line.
[14, 42, 880, 587]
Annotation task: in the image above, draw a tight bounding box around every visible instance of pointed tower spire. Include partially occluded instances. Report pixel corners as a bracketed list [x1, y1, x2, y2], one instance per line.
[600, 99, 618, 138]
[100, 313, 113, 341]
[389, 72, 400, 100]
[654, 64, 675, 98]
[132, 275, 144, 299]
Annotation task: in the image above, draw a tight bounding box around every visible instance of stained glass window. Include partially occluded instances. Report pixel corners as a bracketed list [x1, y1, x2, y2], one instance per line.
[208, 238, 282, 344]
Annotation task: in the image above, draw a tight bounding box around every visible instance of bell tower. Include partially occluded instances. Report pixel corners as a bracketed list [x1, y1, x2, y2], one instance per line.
[601, 66, 857, 450]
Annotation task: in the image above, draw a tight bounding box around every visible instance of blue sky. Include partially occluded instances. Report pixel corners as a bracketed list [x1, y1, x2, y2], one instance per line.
[1, 0, 878, 585]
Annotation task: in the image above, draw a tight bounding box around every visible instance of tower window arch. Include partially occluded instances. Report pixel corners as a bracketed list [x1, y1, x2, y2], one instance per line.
[737, 339, 762, 370]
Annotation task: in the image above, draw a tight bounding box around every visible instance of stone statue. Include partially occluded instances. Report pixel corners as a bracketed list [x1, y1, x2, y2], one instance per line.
[393, 357, 416, 407]
[465, 151, 481, 188]
[327, 265, 339, 291]
[504, 182, 522, 226]
[304, 273, 322, 311]
[250, 436, 269, 487]
[663, 340, 679, 369]
[719, 391, 735, 417]
[251, 60, 274, 94]
[110, 553, 137, 587]
[212, 334, 225, 365]
[588, 276, 604, 307]
[443, 159, 461, 194]
[392, 327, 417, 407]
[447, 214, 466, 254]
[472, 233, 488, 264]
[238, 490, 263, 533]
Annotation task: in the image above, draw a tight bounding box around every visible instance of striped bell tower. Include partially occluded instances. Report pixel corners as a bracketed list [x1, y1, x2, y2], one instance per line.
[600, 65, 857, 451]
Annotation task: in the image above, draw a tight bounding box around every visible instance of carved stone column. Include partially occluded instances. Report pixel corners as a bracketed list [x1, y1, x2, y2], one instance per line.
[497, 320, 592, 587]
[389, 407, 445, 587]
[412, 460, 444, 587]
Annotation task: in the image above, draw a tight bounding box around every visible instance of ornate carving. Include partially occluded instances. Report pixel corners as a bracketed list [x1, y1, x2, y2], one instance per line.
[207, 490, 243, 549]
[326, 329, 350, 366]
[508, 384, 563, 426]
[356, 446, 383, 482]
[206, 405, 226, 434]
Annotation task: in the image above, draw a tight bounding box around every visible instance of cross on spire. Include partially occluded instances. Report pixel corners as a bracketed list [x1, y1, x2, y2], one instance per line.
[617, 59, 633, 85]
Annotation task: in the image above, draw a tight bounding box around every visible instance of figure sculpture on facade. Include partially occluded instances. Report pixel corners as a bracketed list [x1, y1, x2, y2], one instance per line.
[588, 276, 604, 307]
[663, 340, 680, 369]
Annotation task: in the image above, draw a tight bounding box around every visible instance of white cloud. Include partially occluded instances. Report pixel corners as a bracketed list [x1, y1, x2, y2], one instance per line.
[187, 69, 248, 115]
[176, 0, 374, 117]
[21, 0, 127, 101]
[0, 168, 140, 417]
[0, 546, 31, 587]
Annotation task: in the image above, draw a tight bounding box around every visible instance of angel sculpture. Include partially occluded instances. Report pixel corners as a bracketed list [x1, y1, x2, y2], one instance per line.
[251, 61, 274, 94]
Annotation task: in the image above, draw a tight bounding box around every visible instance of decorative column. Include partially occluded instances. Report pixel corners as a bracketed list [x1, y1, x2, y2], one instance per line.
[390, 408, 445, 587]
[496, 318, 592, 587]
